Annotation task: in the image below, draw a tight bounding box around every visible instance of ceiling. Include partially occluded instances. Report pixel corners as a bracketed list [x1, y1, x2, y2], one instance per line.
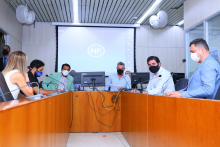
[5, 0, 184, 26]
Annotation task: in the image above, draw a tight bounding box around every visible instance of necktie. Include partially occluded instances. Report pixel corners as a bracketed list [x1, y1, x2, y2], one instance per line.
[3, 57, 7, 69]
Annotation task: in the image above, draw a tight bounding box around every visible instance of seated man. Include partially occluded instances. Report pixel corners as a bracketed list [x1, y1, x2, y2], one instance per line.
[21, 59, 54, 95]
[42, 63, 74, 92]
[139, 56, 175, 95]
[165, 38, 220, 99]
[104, 62, 131, 91]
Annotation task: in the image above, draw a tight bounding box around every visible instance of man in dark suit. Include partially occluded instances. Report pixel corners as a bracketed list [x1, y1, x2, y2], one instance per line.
[0, 45, 11, 72]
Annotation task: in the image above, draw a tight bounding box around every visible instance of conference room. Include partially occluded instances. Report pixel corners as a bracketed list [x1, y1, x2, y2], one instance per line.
[0, 0, 220, 146]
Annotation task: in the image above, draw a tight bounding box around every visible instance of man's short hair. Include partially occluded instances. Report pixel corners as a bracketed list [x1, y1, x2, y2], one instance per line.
[4, 45, 10, 51]
[147, 56, 160, 64]
[117, 62, 125, 67]
[30, 59, 45, 69]
[189, 38, 209, 51]
[62, 63, 71, 70]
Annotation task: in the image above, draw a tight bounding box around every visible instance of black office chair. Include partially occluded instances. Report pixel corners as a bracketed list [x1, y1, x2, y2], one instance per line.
[0, 72, 14, 102]
[175, 78, 189, 91]
[214, 86, 220, 100]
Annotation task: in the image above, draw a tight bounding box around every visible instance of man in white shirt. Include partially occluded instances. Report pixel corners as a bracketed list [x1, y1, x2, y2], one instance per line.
[138, 56, 175, 94]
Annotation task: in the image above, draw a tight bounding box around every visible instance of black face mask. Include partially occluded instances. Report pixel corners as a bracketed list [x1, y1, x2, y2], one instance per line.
[2, 49, 9, 56]
[117, 69, 124, 75]
[149, 65, 160, 73]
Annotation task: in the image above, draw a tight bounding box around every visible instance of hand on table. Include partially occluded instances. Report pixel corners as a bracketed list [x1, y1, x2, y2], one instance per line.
[58, 89, 63, 93]
[164, 91, 182, 97]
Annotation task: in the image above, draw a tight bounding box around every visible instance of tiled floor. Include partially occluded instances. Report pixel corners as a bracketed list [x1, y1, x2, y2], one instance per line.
[66, 132, 130, 147]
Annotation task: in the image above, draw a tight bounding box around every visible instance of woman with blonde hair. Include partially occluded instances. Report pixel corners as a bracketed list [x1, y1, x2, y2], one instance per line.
[125, 71, 131, 79]
[2, 51, 33, 99]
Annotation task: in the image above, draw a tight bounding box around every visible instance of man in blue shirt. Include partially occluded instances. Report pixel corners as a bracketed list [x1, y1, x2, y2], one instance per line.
[104, 62, 131, 91]
[165, 38, 220, 99]
[0, 45, 11, 72]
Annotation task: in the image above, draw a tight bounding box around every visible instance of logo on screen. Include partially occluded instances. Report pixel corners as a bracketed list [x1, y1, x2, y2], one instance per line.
[88, 44, 105, 57]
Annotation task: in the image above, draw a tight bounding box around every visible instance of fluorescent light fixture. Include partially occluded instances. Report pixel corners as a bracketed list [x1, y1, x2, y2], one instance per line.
[73, 0, 78, 23]
[136, 0, 162, 24]
[177, 20, 184, 26]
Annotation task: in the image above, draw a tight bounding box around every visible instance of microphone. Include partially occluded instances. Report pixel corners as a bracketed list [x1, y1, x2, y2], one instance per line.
[45, 74, 67, 92]
[135, 75, 162, 93]
[0, 82, 42, 100]
[158, 59, 186, 95]
[123, 75, 131, 91]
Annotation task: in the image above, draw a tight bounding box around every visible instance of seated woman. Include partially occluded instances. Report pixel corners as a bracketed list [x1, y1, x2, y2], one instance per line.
[2, 51, 33, 99]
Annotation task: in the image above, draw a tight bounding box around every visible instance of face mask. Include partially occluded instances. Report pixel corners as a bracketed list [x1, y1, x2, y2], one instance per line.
[62, 70, 69, 76]
[149, 65, 160, 73]
[2, 49, 9, 56]
[191, 52, 201, 63]
[117, 69, 124, 75]
[35, 70, 43, 77]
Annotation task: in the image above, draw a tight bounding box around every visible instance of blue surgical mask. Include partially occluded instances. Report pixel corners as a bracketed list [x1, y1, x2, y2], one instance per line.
[35, 70, 43, 77]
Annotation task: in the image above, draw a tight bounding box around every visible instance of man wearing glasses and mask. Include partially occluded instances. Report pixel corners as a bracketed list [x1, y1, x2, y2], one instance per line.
[0, 45, 11, 72]
[104, 62, 131, 91]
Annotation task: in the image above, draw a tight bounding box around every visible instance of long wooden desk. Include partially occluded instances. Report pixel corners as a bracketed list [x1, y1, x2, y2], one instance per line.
[121, 92, 220, 147]
[1, 91, 220, 147]
[0, 92, 71, 147]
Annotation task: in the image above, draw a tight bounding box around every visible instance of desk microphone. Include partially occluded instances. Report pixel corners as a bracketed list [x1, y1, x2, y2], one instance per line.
[0, 82, 42, 100]
[46, 74, 67, 92]
[158, 59, 186, 96]
[136, 75, 162, 93]
[123, 75, 131, 91]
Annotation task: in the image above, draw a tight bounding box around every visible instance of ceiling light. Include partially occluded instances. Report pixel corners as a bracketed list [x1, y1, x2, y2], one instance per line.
[136, 0, 162, 24]
[73, 0, 78, 23]
[177, 20, 184, 26]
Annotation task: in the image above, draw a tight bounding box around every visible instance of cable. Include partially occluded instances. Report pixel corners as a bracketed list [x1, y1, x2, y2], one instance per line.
[85, 90, 122, 128]
[96, 91, 100, 111]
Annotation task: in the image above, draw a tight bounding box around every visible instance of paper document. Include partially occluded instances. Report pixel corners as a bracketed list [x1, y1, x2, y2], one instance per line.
[109, 84, 124, 89]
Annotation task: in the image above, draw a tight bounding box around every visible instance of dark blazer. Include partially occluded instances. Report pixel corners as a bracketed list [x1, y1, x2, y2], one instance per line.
[0, 57, 4, 72]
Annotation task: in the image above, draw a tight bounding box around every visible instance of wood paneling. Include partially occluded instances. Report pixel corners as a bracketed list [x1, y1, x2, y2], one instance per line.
[70, 91, 121, 132]
[0, 92, 71, 147]
[121, 92, 148, 147]
[121, 92, 220, 147]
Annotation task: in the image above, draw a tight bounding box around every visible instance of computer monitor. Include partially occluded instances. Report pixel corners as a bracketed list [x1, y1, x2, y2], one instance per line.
[131, 72, 150, 90]
[81, 72, 105, 91]
[69, 72, 81, 84]
[172, 73, 185, 84]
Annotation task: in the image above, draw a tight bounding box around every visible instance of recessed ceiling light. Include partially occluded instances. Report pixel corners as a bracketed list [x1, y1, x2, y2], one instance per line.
[136, 0, 162, 24]
[176, 20, 184, 26]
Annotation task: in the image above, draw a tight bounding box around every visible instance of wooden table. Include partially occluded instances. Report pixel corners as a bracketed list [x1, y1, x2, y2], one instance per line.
[1, 91, 220, 147]
[0, 92, 71, 147]
[121, 92, 220, 147]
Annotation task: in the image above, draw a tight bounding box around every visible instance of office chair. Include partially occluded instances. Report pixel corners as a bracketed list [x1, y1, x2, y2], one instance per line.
[0, 72, 14, 102]
[214, 86, 220, 100]
[175, 78, 188, 91]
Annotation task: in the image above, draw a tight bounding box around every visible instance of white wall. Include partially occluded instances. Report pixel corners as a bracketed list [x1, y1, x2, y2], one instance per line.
[136, 25, 185, 73]
[22, 24, 185, 83]
[22, 23, 56, 81]
[0, 0, 23, 51]
[184, 0, 220, 30]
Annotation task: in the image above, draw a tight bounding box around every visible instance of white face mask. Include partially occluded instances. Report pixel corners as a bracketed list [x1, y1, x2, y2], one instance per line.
[191, 51, 203, 63]
[62, 70, 69, 76]
[191, 53, 200, 63]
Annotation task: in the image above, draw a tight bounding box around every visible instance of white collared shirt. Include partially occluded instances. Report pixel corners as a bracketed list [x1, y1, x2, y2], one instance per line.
[146, 67, 175, 95]
[58, 75, 69, 92]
